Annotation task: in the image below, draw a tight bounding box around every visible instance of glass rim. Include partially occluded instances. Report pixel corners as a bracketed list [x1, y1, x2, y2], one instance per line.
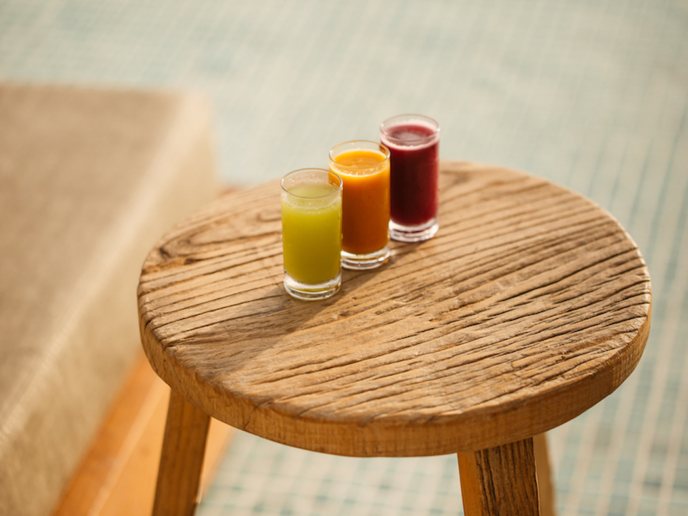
[379, 114, 440, 146]
[328, 139, 390, 162]
[280, 168, 343, 199]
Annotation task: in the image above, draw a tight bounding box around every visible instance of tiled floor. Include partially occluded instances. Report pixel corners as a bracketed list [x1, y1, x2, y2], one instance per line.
[2, 0, 686, 513]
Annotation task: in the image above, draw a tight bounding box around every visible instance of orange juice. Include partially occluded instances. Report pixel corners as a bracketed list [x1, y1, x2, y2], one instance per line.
[329, 141, 390, 269]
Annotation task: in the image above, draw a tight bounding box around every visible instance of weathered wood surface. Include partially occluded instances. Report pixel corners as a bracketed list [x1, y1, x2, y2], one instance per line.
[458, 438, 540, 515]
[138, 162, 651, 456]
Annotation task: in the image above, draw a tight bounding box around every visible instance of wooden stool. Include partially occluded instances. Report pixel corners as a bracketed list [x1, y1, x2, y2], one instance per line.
[137, 162, 651, 515]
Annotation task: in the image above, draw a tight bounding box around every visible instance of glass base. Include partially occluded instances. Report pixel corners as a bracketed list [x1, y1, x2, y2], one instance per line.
[341, 247, 390, 270]
[390, 218, 438, 243]
[284, 273, 341, 301]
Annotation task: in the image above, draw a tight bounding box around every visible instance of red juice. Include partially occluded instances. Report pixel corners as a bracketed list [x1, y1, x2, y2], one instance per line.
[380, 115, 440, 242]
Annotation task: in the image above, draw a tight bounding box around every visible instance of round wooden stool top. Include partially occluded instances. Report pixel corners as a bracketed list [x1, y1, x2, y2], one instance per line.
[137, 162, 651, 456]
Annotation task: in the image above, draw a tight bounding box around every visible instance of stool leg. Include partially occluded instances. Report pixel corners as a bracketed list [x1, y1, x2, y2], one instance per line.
[458, 437, 540, 515]
[534, 433, 556, 516]
[153, 389, 210, 516]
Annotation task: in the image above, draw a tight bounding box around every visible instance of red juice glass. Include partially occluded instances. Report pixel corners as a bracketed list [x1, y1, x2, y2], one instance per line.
[380, 114, 440, 242]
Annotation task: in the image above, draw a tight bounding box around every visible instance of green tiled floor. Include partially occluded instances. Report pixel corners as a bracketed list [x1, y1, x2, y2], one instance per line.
[199, 437, 461, 515]
[2, 0, 686, 514]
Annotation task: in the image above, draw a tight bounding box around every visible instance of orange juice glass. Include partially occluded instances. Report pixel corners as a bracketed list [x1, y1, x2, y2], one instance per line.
[329, 140, 390, 270]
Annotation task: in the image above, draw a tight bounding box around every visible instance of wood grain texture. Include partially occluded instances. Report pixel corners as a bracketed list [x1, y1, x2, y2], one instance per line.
[138, 162, 651, 455]
[458, 438, 539, 515]
[153, 391, 210, 516]
[533, 433, 555, 516]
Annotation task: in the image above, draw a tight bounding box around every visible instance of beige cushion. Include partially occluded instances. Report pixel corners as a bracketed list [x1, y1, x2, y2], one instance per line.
[0, 83, 217, 516]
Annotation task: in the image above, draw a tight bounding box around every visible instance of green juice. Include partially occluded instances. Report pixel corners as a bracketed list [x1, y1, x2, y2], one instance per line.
[281, 183, 342, 285]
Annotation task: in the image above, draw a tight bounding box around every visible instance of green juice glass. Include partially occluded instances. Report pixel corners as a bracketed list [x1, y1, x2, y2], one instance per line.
[281, 168, 343, 300]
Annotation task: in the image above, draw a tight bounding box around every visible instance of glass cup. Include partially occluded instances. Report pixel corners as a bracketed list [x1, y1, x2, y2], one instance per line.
[281, 168, 342, 300]
[380, 114, 440, 242]
[329, 140, 390, 270]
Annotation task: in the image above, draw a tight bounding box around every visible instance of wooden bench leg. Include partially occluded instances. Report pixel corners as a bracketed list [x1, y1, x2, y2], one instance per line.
[534, 433, 556, 516]
[153, 389, 210, 516]
[458, 437, 540, 515]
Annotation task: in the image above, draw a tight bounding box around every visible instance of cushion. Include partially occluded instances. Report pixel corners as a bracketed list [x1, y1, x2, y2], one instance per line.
[0, 83, 217, 516]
